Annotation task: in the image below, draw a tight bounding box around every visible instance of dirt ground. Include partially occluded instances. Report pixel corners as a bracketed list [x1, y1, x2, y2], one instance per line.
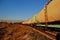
[0, 22, 50, 40]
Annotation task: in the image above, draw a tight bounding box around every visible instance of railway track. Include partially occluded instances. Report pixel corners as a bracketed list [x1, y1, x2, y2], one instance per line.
[22, 24, 57, 40]
[31, 26, 60, 40]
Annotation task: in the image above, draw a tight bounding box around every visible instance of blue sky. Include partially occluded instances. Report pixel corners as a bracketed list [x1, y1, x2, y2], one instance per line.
[0, 0, 49, 20]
